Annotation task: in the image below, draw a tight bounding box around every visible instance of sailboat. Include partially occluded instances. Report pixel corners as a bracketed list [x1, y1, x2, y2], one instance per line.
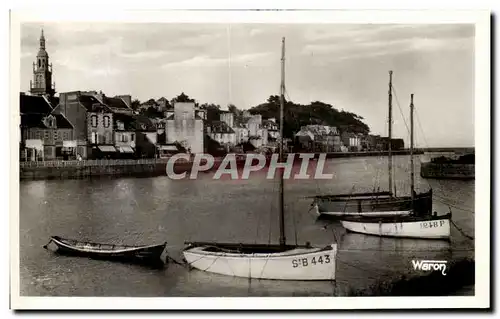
[339, 94, 451, 240]
[310, 71, 433, 218]
[182, 38, 338, 281]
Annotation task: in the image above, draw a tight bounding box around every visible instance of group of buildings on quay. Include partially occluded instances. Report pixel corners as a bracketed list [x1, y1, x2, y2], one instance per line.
[19, 30, 403, 162]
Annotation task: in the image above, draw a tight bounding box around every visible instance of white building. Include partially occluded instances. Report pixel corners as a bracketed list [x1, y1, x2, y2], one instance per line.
[165, 102, 204, 153]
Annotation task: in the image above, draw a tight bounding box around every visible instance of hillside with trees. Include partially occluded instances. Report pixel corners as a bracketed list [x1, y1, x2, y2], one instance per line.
[246, 95, 370, 139]
[129, 93, 371, 139]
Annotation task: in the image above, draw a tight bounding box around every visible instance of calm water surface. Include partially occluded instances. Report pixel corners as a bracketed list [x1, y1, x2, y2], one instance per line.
[19, 155, 474, 296]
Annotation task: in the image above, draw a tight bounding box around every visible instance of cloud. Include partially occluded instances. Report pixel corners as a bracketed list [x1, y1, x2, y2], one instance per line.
[302, 35, 473, 63]
[116, 50, 168, 59]
[249, 28, 264, 37]
[161, 52, 272, 69]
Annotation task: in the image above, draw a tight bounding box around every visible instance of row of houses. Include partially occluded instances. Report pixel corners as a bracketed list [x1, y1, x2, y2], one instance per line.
[205, 111, 280, 153]
[20, 89, 225, 161]
[294, 124, 404, 153]
[20, 88, 285, 161]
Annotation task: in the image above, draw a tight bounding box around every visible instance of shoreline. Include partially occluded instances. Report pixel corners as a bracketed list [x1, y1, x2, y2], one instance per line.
[19, 150, 421, 181]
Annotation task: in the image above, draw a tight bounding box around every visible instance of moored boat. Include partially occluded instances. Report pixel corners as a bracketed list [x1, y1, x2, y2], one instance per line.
[44, 236, 167, 266]
[183, 242, 337, 280]
[182, 37, 338, 281]
[312, 71, 433, 218]
[338, 92, 452, 240]
[340, 213, 451, 240]
[311, 190, 432, 218]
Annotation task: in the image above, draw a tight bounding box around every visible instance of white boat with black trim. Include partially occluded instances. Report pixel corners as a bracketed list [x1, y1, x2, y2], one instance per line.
[182, 37, 338, 281]
[340, 212, 451, 240]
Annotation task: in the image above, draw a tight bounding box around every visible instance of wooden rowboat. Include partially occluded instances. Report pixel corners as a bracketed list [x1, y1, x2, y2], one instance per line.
[44, 236, 167, 266]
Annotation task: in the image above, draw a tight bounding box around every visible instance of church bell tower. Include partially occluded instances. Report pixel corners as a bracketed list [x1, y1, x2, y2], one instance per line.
[30, 29, 56, 97]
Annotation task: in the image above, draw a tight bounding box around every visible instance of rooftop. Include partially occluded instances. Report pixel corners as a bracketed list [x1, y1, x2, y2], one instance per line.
[209, 120, 235, 134]
[20, 93, 53, 114]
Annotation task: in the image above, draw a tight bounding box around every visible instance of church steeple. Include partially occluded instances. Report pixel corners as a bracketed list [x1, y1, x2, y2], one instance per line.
[40, 29, 45, 50]
[30, 28, 55, 97]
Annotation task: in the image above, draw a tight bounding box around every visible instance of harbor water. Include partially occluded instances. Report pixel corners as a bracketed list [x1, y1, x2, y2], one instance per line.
[19, 155, 475, 296]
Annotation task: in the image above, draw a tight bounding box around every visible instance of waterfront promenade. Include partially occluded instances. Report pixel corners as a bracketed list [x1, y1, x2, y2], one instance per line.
[19, 150, 421, 180]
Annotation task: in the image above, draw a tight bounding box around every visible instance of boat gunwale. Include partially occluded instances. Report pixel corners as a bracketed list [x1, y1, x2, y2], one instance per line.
[183, 244, 336, 258]
[339, 213, 452, 223]
[311, 191, 432, 202]
[318, 210, 412, 217]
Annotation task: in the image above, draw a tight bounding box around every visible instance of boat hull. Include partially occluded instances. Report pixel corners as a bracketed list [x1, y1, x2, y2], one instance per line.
[313, 204, 412, 217]
[46, 236, 167, 266]
[183, 244, 337, 280]
[340, 216, 451, 240]
[313, 190, 433, 218]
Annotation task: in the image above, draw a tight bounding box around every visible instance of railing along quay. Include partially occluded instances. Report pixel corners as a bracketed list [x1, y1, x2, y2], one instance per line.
[19, 158, 174, 168]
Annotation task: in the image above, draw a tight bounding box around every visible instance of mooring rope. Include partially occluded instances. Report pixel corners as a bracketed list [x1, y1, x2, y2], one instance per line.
[166, 255, 188, 267]
[450, 219, 474, 241]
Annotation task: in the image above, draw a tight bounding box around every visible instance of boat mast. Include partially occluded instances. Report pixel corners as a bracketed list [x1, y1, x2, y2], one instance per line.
[410, 93, 415, 210]
[388, 71, 393, 196]
[279, 37, 286, 247]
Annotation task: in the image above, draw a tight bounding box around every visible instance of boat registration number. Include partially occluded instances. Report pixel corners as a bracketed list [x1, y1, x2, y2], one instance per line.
[292, 255, 331, 268]
[420, 220, 446, 229]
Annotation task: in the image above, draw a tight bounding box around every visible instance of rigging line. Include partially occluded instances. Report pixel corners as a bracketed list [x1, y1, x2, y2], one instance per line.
[434, 198, 475, 214]
[415, 109, 430, 149]
[292, 207, 298, 246]
[450, 219, 475, 241]
[259, 254, 272, 278]
[202, 256, 221, 272]
[268, 178, 276, 245]
[184, 254, 209, 269]
[391, 86, 410, 135]
[433, 194, 475, 210]
[167, 255, 188, 267]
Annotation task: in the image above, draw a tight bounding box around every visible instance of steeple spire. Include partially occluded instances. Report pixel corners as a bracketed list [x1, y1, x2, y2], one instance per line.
[40, 29, 45, 50]
[30, 28, 55, 97]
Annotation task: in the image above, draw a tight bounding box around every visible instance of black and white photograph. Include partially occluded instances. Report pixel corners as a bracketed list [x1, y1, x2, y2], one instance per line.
[9, 8, 490, 310]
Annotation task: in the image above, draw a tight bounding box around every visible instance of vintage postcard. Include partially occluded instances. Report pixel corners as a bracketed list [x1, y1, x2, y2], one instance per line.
[10, 8, 490, 310]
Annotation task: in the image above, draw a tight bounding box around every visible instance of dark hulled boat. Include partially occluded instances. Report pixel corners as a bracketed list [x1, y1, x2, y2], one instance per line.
[311, 71, 433, 218]
[44, 236, 167, 267]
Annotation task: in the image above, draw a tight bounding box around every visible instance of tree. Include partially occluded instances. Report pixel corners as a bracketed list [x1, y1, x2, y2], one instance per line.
[140, 106, 164, 118]
[200, 103, 221, 122]
[247, 95, 370, 139]
[172, 92, 195, 103]
[130, 99, 141, 111]
[228, 104, 245, 124]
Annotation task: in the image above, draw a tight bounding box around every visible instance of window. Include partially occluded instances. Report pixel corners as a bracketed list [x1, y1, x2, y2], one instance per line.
[38, 59, 41, 68]
[91, 115, 98, 128]
[63, 132, 69, 140]
[104, 132, 111, 144]
[122, 134, 128, 142]
[44, 131, 49, 141]
[103, 115, 110, 128]
[131, 134, 134, 142]
[54, 131, 58, 141]
[91, 132, 98, 144]
[117, 121, 124, 130]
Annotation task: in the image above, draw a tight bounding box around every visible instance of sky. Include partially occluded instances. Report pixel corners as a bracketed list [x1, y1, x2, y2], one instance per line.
[20, 23, 475, 147]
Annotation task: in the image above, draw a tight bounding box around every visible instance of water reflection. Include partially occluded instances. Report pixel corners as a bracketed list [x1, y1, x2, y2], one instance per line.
[19, 157, 474, 296]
